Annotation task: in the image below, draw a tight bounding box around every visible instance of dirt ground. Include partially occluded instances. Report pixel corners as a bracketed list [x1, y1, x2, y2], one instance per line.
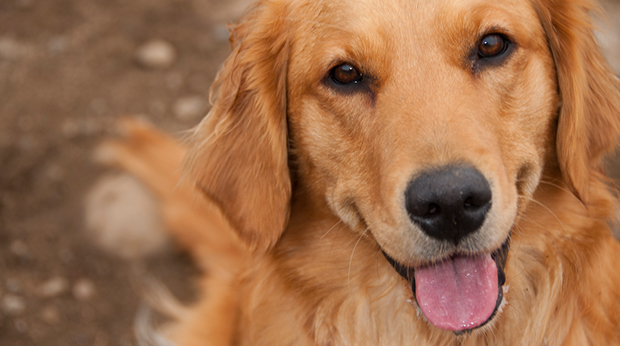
[0, 0, 249, 345]
[0, 1, 619, 345]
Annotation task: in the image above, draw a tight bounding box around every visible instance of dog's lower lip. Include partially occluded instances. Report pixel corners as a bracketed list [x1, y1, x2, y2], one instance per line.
[382, 238, 510, 333]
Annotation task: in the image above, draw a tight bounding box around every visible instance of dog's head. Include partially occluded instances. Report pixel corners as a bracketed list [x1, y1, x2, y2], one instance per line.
[186, 0, 620, 334]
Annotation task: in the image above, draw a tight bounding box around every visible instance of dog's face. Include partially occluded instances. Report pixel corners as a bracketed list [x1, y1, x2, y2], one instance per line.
[285, 0, 558, 331]
[287, 0, 556, 261]
[187, 0, 620, 335]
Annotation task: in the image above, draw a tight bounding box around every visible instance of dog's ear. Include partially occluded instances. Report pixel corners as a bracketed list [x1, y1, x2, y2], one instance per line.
[184, 3, 291, 251]
[535, 0, 620, 203]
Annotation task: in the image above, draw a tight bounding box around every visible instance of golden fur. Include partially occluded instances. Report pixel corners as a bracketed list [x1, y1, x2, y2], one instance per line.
[100, 0, 620, 344]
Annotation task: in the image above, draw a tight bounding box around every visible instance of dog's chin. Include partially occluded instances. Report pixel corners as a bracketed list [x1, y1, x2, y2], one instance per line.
[382, 238, 510, 334]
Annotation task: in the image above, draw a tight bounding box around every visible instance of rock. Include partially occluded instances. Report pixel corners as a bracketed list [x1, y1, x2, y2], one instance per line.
[135, 39, 177, 70]
[5, 278, 22, 294]
[61, 120, 80, 138]
[0, 37, 31, 61]
[173, 95, 207, 121]
[48, 36, 68, 54]
[40, 306, 60, 325]
[46, 164, 65, 182]
[1, 295, 26, 316]
[9, 240, 31, 262]
[84, 174, 169, 260]
[61, 118, 103, 139]
[37, 277, 69, 298]
[72, 279, 96, 301]
[17, 135, 38, 151]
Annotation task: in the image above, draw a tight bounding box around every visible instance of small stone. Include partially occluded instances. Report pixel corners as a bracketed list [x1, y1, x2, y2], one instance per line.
[173, 95, 207, 121]
[9, 240, 31, 261]
[5, 278, 22, 294]
[0, 37, 30, 61]
[61, 119, 102, 138]
[46, 164, 65, 182]
[48, 36, 68, 53]
[2, 295, 26, 316]
[37, 277, 69, 298]
[40, 306, 60, 325]
[135, 39, 177, 70]
[72, 279, 96, 301]
[85, 174, 169, 260]
[62, 120, 80, 138]
[17, 135, 38, 151]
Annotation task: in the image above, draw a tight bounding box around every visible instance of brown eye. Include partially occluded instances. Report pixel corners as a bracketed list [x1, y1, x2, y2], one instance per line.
[331, 63, 363, 85]
[478, 34, 508, 58]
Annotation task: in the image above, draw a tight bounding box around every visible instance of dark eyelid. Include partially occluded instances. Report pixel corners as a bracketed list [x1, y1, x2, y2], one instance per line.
[469, 30, 517, 73]
[322, 61, 377, 102]
[324, 62, 366, 87]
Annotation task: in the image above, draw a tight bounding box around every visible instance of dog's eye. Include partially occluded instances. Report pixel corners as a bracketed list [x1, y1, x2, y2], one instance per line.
[330, 64, 363, 85]
[477, 34, 509, 59]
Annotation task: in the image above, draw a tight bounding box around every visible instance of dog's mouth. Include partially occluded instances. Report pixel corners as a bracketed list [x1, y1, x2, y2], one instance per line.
[382, 239, 509, 334]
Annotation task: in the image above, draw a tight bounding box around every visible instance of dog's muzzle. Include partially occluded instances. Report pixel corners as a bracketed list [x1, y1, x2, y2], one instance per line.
[382, 165, 509, 333]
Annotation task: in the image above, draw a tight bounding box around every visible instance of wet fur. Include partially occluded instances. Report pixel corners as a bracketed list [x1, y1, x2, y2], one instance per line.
[101, 0, 620, 345]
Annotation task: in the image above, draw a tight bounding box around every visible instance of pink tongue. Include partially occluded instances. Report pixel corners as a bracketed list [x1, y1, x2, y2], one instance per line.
[414, 254, 498, 332]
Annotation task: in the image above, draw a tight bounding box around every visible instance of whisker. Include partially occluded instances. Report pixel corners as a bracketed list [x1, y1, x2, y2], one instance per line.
[536, 179, 574, 196]
[321, 220, 343, 240]
[348, 228, 368, 290]
[517, 194, 567, 233]
[515, 195, 583, 276]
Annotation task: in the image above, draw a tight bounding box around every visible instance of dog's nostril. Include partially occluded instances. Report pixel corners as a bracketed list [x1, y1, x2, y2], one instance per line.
[405, 166, 492, 245]
[464, 197, 473, 208]
[427, 203, 440, 216]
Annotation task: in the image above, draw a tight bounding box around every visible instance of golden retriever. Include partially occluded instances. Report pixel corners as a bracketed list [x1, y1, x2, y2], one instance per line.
[98, 0, 620, 344]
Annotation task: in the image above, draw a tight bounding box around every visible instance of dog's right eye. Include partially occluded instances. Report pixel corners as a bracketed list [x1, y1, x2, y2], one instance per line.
[330, 63, 363, 85]
[477, 34, 509, 59]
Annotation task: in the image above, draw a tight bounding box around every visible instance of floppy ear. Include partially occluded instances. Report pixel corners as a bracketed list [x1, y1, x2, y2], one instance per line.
[534, 0, 620, 203]
[184, 2, 291, 251]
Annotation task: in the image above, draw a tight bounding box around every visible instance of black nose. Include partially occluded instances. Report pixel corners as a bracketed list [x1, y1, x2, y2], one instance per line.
[405, 166, 492, 245]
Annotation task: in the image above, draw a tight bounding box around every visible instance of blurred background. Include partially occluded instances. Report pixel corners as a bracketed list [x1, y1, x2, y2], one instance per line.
[0, 0, 619, 345]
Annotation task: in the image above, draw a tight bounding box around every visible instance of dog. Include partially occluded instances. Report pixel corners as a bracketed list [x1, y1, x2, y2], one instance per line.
[97, 0, 620, 344]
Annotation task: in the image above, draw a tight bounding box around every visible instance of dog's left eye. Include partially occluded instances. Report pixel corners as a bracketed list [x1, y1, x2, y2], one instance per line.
[330, 63, 363, 85]
[477, 34, 509, 59]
